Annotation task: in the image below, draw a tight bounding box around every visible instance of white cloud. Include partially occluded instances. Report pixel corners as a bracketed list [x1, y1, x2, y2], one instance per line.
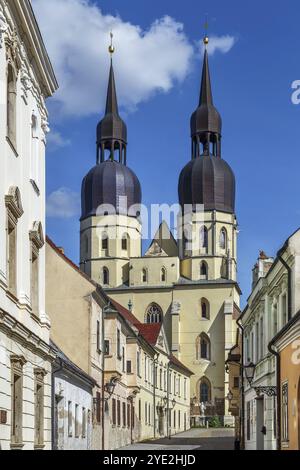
[47, 187, 80, 218]
[47, 130, 71, 151]
[32, 0, 194, 117]
[200, 35, 236, 56]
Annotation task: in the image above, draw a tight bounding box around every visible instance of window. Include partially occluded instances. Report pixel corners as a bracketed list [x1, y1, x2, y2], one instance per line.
[282, 382, 289, 442]
[159, 369, 162, 390]
[200, 226, 208, 249]
[7, 63, 17, 147]
[164, 371, 167, 392]
[11, 356, 25, 445]
[127, 403, 131, 429]
[97, 320, 101, 352]
[34, 369, 45, 447]
[149, 404, 151, 425]
[7, 221, 17, 294]
[145, 402, 147, 424]
[178, 410, 181, 429]
[233, 377, 240, 389]
[161, 267, 166, 283]
[174, 410, 176, 428]
[200, 262, 208, 280]
[273, 304, 278, 336]
[29, 222, 44, 316]
[219, 228, 227, 250]
[122, 402, 126, 427]
[145, 303, 163, 324]
[82, 408, 86, 438]
[96, 392, 101, 424]
[104, 340, 110, 355]
[184, 378, 187, 399]
[102, 233, 108, 251]
[31, 113, 39, 185]
[68, 401, 73, 437]
[117, 329, 121, 359]
[246, 401, 251, 441]
[112, 398, 116, 426]
[282, 294, 287, 326]
[103, 267, 109, 286]
[137, 351, 141, 377]
[138, 400, 141, 421]
[122, 234, 129, 251]
[199, 377, 211, 403]
[127, 361, 132, 374]
[197, 333, 211, 360]
[201, 298, 209, 319]
[142, 269, 148, 283]
[258, 317, 263, 359]
[117, 400, 121, 427]
[256, 322, 259, 362]
[75, 404, 79, 438]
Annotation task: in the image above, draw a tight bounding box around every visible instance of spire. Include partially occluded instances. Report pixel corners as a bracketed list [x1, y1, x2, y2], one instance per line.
[190, 33, 222, 159]
[199, 49, 213, 106]
[105, 61, 119, 116]
[96, 32, 127, 165]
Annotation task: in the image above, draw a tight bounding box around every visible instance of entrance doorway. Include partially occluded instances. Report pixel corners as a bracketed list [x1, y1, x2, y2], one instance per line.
[256, 396, 265, 451]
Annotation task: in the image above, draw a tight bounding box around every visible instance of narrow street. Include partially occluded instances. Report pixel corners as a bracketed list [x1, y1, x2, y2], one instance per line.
[119, 428, 235, 451]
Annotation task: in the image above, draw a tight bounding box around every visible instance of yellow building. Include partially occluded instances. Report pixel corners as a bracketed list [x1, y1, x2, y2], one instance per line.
[80, 38, 240, 424]
[271, 308, 300, 450]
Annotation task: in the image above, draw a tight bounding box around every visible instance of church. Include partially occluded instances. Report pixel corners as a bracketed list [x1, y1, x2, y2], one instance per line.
[79, 35, 241, 422]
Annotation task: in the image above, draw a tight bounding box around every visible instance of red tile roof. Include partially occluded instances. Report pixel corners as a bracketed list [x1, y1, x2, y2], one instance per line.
[135, 323, 162, 345]
[109, 298, 142, 327]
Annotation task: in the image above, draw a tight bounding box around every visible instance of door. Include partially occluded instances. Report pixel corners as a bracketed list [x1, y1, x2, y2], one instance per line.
[256, 396, 264, 450]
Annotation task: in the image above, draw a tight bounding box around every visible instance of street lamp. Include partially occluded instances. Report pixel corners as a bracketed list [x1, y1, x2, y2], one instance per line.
[104, 377, 118, 398]
[244, 362, 256, 386]
[227, 390, 234, 403]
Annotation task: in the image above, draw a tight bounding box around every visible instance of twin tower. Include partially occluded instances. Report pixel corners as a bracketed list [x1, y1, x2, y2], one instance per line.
[80, 40, 237, 291]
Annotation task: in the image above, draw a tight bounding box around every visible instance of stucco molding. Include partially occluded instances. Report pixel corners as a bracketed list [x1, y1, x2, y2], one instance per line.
[5, 186, 24, 225]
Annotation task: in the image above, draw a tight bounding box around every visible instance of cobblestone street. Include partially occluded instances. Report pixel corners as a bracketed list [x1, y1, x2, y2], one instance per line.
[119, 428, 235, 451]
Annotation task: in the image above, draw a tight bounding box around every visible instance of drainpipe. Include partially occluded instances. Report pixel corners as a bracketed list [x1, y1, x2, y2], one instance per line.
[51, 358, 63, 451]
[153, 354, 159, 439]
[268, 341, 281, 451]
[236, 317, 245, 450]
[167, 362, 170, 439]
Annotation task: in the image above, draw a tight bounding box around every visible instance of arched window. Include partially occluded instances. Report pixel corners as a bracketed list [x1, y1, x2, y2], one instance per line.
[199, 377, 211, 403]
[145, 303, 163, 324]
[103, 267, 109, 286]
[102, 233, 108, 251]
[7, 63, 17, 146]
[142, 269, 148, 283]
[200, 262, 208, 280]
[200, 226, 208, 249]
[161, 267, 166, 283]
[196, 333, 211, 360]
[122, 234, 129, 251]
[201, 298, 209, 319]
[219, 228, 227, 251]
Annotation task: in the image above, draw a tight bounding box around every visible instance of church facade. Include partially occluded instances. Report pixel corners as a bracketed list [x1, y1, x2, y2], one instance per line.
[80, 38, 240, 422]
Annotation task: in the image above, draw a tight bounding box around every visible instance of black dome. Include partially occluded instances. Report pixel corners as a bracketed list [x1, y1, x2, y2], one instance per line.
[81, 161, 141, 220]
[178, 155, 235, 213]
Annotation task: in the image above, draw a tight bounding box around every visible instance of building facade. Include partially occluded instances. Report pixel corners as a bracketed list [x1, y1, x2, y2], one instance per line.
[80, 38, 240, 423]
[240, 229, 300, 450]
[46, 238, 105, 450]
[0, 0, 57, 450]
[52, 342, 95, 451]
[103, 299, 192, 450]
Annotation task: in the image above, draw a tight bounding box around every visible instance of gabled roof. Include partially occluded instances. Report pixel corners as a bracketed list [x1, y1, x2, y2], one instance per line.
[169, 354, 194, 376]
[145, 221, 178, 258]
[109, 298, 142, 327]
[135, 323, 162, 345]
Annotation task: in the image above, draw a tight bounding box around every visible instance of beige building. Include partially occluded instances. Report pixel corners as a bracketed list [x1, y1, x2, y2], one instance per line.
[46, 238, 105, 450]
[80, 38, 240, 424]
[103, 298, 192, 450]
[0, 0, 57, 450]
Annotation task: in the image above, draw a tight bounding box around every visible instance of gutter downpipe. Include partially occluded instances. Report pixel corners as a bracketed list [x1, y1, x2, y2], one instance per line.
[51, 358, 63, 450]
[268, 341, 281, 451]
[153, 354, 159, 440]
[236, 317, 245, 450]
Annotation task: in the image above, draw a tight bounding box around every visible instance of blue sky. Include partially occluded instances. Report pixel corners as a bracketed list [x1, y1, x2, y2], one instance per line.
[33, 0, 300, 306]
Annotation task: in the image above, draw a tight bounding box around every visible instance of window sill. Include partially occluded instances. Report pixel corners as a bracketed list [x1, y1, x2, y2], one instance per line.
[34, 444, 45, 450]
[30, 179, 40, 196]
[10, 442, 24, 449]
[6, 289, 18, 304]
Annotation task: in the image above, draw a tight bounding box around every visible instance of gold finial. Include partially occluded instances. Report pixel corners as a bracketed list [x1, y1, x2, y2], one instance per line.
[108, 31, 115, 56]
[203, 15, 209, 47]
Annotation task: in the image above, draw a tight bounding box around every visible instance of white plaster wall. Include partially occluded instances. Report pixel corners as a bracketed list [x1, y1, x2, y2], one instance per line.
[54, 373, 93, 451]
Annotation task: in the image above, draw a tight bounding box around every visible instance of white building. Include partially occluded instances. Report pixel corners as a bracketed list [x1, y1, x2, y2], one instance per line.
[52, 342, 94, 451]
[0, 0, 57, 450]
[241, 232, 300, 450]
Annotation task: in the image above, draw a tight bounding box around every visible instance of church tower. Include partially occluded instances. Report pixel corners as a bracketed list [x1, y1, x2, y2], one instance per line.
[80, 38, 142, 287]
[178, 37, 238, 284]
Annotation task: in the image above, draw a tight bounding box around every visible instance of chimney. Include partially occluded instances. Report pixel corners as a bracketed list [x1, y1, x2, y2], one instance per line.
[252, 251, 274, 289]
